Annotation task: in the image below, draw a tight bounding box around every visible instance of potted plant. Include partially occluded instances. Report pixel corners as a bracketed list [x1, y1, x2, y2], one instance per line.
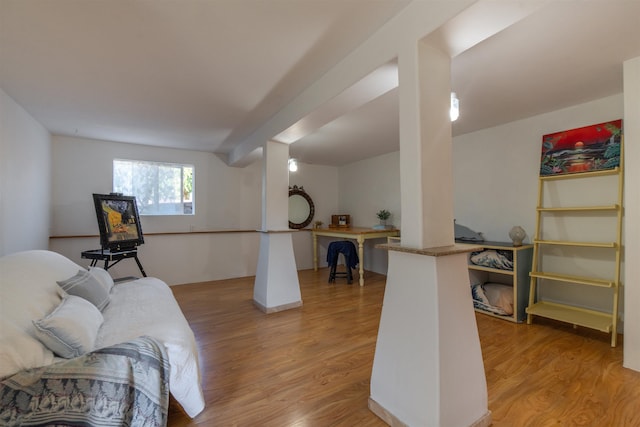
[376, 209, 391, 227]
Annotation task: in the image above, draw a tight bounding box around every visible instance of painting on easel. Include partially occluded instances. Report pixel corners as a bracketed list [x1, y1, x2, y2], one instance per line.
[93, 193, 144, 251]
[540, 119, 622, 176]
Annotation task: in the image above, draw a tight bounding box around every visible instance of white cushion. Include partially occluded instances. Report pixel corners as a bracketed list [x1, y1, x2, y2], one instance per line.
[57, 269, 110, 311]
[33, 294, 104, 358]
[89, 266, 114, 294]
[0, 250, 82, 378]
[0, 322, 55, 379]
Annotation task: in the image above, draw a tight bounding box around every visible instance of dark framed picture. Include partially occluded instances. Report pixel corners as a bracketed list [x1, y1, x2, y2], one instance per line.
[540, 119, 622, 176]
[92, 193, 144, 251]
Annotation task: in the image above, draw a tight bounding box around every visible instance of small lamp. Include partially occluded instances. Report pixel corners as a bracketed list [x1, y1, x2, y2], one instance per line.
[509, 226, 526, 247]
[288, 158, 298, 172]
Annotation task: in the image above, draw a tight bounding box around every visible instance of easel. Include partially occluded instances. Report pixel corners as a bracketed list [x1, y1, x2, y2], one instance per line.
[81, 247, 147, 277]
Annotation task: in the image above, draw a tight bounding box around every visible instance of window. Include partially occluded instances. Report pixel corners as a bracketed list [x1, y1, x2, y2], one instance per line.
[113, 159, 194, 215]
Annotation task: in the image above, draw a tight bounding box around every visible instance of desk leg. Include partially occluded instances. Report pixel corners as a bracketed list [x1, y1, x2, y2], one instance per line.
[357, 236, 365, 286]
[313, 233, 318, 271]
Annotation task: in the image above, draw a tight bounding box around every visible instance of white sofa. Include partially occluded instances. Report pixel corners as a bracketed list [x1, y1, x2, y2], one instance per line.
[0, 250, 205, 419]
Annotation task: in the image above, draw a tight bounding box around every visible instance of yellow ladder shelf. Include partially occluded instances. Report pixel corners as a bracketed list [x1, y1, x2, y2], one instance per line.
[526, 139, 623, 347]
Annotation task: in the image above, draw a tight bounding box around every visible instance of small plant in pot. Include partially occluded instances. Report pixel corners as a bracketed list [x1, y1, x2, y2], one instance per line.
[376, 209, 391, 227]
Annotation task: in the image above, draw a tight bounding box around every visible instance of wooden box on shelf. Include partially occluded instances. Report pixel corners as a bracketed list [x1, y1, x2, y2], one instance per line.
[329, 214, 351, 228]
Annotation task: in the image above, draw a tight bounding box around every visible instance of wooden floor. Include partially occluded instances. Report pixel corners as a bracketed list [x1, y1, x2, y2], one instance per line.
[168, 268, 640, 427]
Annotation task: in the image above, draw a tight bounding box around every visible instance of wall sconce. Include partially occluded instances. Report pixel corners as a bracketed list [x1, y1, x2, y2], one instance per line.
[288, 158, 298, 172]
[450, 92, 459, 122]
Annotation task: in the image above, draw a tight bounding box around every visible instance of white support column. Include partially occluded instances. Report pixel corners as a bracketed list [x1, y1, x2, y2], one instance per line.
[253, 140, 302, 313]
[369, 41, 490, 426]
[623, 56, 640, 371]
[398, 40, 454, 250]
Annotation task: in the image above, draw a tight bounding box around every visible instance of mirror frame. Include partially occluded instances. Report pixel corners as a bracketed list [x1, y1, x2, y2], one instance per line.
[288, 185, 315, 229]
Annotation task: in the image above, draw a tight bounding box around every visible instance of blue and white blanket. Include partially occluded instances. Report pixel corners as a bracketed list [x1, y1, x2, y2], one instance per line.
[0, 336, 170, 427]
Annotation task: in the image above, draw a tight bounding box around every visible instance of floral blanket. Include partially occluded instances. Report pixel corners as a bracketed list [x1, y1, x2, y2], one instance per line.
[0, 336, 170, 427]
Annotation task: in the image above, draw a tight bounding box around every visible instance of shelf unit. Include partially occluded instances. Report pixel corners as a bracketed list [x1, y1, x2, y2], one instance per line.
[526, 164, 623, 347]
[461, 241, 533, 323]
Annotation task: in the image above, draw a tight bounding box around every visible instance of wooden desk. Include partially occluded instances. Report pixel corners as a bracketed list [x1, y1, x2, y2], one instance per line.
[311, 227, 399, 286]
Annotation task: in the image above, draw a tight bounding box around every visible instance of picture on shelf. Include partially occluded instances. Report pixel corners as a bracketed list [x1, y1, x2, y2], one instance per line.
[539, 119, 622, 176]
[93, 193, 144, 251]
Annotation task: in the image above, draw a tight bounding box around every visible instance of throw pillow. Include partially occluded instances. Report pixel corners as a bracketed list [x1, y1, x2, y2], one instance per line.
[32, 295, 104, 358]
[57, 269, 110, 311]
[469, 250, 514, 271]
[89, 266, 114, 294]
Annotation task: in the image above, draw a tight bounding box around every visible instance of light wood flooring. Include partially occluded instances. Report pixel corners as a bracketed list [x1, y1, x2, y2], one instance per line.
[168, 268, 640, 426]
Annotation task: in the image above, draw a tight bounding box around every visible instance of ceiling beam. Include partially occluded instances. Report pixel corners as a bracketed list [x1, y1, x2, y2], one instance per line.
[226, 0, 476, 166]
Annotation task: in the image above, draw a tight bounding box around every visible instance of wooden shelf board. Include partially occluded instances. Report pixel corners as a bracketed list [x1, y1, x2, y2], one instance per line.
[468, 264, 514, 275]
[537, 205, 619, 212]
[534, 239, 616, 248]
[529, 272, 614, 288]
[474, 308, 518, 323]
[540, 167, 619, 181]
[526, 301, 612, 332]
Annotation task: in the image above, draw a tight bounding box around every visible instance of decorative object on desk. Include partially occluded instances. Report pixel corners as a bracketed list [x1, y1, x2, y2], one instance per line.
[376, 209, 391, 224]
[539, 119, 622, 176]
[92, 193, 144, 251]
[329, 214, 350, 228]
[288, 185, 314, 229]
[313, 220, 323, 229]
[508, 225, 526, 247]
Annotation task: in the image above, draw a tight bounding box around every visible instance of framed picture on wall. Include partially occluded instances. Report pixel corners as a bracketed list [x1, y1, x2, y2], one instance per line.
[539, 119, 622, 176]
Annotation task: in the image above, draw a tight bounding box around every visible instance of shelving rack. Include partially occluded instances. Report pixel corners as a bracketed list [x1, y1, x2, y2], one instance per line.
[464, 241, 533, 323]
[526, 161, 623, 347]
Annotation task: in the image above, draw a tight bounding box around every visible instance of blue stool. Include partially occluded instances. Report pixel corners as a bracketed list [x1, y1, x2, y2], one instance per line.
[326, 241, 359, 284]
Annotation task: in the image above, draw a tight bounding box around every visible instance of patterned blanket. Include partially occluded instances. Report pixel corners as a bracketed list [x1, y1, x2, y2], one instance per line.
[0, 336, 170, 427]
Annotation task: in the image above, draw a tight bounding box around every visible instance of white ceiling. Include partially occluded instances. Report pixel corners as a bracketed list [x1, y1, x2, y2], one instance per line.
[2, 1, 640, 167]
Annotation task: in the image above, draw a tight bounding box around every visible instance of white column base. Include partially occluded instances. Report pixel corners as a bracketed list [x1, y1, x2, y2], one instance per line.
[368, 398, 492, 427]
[253, 232, 302, 313]
[370, 250, 489, 426]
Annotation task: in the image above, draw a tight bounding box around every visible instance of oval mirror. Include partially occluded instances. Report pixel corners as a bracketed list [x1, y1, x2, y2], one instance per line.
[288, 185, 315, 229]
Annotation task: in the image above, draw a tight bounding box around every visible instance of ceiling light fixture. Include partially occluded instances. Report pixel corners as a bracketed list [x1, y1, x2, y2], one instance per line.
[450, 92, 459, 122]
[288, 158, 298, 172]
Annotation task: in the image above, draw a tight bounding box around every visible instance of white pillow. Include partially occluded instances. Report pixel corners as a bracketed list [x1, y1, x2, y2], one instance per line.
[32, 295, 104, 358]
[0, 323, 55, 379]
[89, 266, 114, 294]
[484, 283, 514, 315]
[57, 269, 110, 311]
[470, 250, 514, 271]
[0, 250, 82, 378]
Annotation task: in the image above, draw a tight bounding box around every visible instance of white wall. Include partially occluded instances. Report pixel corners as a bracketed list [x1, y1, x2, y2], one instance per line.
[337, 151, 401, 274]
[288, 161, 339, 270]
[49, 136, 338, 284]
[339, 151, 401, 229]
[0, 89, 51, 256]
[623, 56, 640, 370]
[51, 135, 263, 235]
[454, 94, 625, 318]
[453, 94, 623, 243]
[339, 94, 625, 318]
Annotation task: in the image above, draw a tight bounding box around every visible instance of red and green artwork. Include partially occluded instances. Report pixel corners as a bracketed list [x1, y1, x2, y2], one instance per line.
[540, 119, 622, 176]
